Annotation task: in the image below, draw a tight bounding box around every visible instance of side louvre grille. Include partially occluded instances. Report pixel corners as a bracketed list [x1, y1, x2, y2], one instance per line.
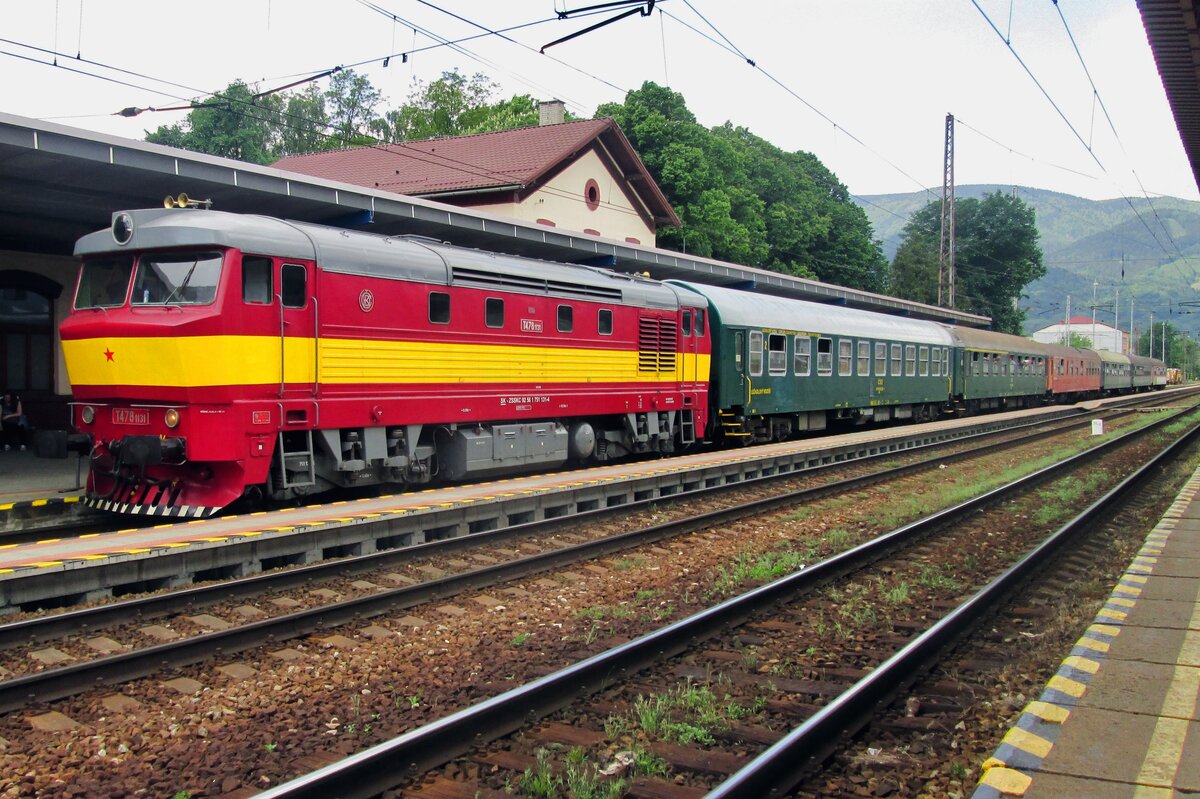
[452, 267, 623, 301]
[639, 317, 678, 373]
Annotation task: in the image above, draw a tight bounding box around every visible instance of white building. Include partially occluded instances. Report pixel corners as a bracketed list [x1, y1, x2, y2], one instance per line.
[1033, 314, 1128, 353]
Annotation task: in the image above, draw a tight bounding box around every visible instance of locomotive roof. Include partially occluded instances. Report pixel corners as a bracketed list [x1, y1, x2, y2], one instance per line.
[669, 281, 953, 345]
[943, 326, 1048, 355]
[76, 208, 688, 309]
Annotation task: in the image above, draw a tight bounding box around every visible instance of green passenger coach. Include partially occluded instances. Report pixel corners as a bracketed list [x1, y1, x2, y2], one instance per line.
[669, 281, 955, 443]
[944, 327, 1049, 413]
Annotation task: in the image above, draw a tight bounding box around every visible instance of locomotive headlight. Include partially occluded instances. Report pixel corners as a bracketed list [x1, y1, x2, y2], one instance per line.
[80, 405, 95, 425]
[112, 212, 134, 245]
[164, 408, 180, 428]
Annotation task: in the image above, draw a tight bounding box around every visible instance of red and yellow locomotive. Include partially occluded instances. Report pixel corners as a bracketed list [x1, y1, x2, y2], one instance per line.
[60, 207, 710, 516]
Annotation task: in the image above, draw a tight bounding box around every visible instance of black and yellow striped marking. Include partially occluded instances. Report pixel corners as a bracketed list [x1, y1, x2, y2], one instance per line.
[971, 469, 1200, 798]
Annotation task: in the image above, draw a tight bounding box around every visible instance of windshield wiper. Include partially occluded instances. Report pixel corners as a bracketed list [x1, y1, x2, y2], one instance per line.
[161, 261, 199, 305]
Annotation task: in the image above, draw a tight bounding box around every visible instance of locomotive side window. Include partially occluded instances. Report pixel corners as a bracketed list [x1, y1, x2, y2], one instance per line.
[890, 343, 902, 376]
[133, 250, 221, 305]
[281, 264, 307, 308]
[905, 345, 916, 376]
[682, 309, 692, 337]
[598, 308, 613, 336]
[919, 345, 929, 376]
[816, 337, 833, 376]
[768, 334, 787, 375]
[857, 341, 870, 376]
[557, 304, 573, 333]
[875, 342, 887, 376]
[75, 255, 134, 309]
[749, 330, 763, 376]
[795, 336, 811, 376]
[242, 256, 273, 304]
[485, 297, 504, 328]
[429, 291, 450, 324]
[695, 310, 705, 336]
[838, 339, 852, 376]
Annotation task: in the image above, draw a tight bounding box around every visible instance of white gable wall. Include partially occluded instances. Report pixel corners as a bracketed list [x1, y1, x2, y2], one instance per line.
[481, 149, 656, 245]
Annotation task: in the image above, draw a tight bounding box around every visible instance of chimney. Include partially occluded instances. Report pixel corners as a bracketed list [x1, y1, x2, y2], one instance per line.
[538, 99, 566, 126]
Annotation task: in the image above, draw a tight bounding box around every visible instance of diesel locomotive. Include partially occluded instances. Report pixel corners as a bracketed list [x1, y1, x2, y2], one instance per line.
[59, 207, 1166, 517]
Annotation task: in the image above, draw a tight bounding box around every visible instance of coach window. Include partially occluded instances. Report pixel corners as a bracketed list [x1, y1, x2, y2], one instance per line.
[875, 342, 887, 376]
[429, 291, 451, 324]
[485, 297, 504, 328]
[281, 264, 307, 308]
[891, 343, 902, 376]
[557, 304, 573, 333]
[838, 340, 852, 376]
[931, 347, 940, 377]
[242, 256, 273, 304]
[695, 309, 705, 336]
[768, 334, 787, 375]
[682, 309, 692, 337]
[749, 330, 764, 376]
[598, 308, 613, 335]
[905, 344, 916, 376]
[857, 341, 871, 376]
[919, 346, 929, 376]
[795, 336, 811, 376]
[817, 337, 833, 376]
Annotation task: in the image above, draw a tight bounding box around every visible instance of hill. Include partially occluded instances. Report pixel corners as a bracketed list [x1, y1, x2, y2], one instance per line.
[854, 185, 1200, 337]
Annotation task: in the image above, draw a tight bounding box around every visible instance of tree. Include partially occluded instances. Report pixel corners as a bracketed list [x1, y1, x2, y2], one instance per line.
[890, 192, 1045, 333]
[598, 82, 886, 291]
[146, 81, 282, 163]
[371, 70, 546, 142]
[326, 70, 383, 148]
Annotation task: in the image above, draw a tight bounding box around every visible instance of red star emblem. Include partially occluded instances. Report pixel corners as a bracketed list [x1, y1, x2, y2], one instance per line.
[104, 348, 114, 362]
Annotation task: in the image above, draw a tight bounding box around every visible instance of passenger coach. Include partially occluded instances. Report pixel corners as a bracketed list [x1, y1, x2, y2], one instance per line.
[671, 281, 954, 441]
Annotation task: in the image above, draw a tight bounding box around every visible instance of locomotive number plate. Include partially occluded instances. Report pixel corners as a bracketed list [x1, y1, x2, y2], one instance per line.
[113, 408, 151, 425]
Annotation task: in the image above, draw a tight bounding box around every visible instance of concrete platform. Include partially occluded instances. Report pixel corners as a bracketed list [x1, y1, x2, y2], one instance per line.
[0, 448, 94, 532]
[973, 465, 1200, 798]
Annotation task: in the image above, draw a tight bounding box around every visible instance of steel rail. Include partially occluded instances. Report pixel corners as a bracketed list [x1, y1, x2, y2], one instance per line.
[705, 408, 1200, 797]
[248, 405, 1200, 799]
[0, 401, 1118, 650]
[0, 401, 1131, 711]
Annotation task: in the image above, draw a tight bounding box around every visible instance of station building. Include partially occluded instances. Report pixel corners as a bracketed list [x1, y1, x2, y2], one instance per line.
[1031, 315, 1129, 353]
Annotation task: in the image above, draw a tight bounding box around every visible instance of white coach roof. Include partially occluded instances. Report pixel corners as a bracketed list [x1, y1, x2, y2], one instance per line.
[671, 281, 954, 345]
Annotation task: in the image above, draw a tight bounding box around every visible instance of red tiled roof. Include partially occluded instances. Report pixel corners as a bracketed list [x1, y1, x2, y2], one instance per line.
[273, 119, 679, 225]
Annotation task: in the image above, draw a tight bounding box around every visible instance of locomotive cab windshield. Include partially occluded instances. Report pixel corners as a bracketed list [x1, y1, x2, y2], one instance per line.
[74, 255, 134, 309]
[75, 250, 223, 308]
[132, 251, 222, 306]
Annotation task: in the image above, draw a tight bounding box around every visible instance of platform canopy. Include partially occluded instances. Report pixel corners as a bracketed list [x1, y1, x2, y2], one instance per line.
[1139, 0, 1200, 193]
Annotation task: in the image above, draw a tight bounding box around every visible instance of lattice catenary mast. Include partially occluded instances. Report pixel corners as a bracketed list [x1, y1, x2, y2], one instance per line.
[938, 113, 956, 308]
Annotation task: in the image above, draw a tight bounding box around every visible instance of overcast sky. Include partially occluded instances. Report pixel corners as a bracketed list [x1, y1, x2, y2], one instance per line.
[2, 0, 1194, 204]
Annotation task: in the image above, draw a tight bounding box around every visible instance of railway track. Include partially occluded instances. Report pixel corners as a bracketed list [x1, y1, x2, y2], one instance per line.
[249, 401, 1200, 799]
[0, 399, 1196, 797]
[0, 400, 1174, 696]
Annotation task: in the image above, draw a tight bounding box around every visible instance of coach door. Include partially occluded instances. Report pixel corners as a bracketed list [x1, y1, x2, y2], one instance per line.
[733, 330, 747, 402]
[279, 262, 317, 402]
[681, 309, 698, 387]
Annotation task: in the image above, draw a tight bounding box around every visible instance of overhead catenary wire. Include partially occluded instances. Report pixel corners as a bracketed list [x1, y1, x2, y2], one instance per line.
[1051, 0, 1194, 273]
[658, 6, 940, 202]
